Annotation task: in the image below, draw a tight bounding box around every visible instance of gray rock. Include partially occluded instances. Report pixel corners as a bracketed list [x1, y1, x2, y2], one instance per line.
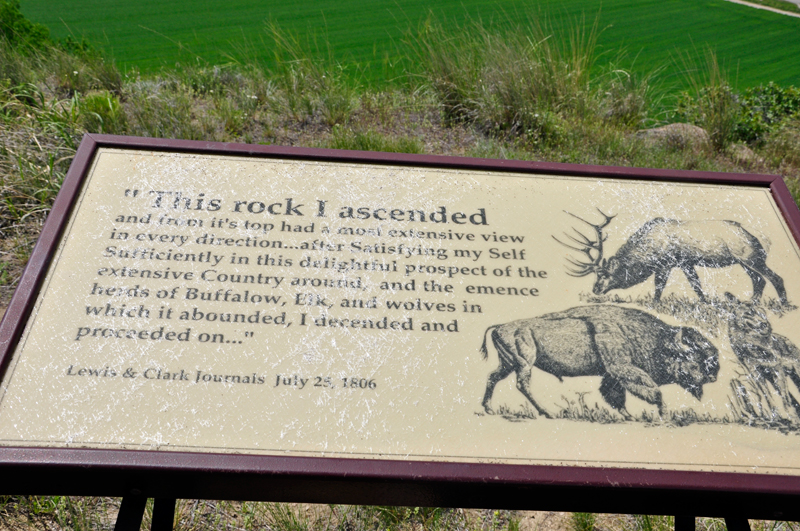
[636, 123, 709, 150]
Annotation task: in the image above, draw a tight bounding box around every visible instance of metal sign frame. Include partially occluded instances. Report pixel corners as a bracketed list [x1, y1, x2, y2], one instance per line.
[1, 134, 800, 525]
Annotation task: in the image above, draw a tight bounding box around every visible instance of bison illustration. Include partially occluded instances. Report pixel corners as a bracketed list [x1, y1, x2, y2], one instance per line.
[555, 210, 787, 304]
[480, 305, 719, 419]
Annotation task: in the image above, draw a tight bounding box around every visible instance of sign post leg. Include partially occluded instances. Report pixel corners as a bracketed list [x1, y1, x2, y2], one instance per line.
[725, 518, 751, 531]
[151, 498, 177, 531]
[675, 516, 695, 531]
[113, 495, 147, 531]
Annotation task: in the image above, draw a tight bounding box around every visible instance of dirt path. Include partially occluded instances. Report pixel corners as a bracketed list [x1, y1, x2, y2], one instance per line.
[724, 0, 800, 18]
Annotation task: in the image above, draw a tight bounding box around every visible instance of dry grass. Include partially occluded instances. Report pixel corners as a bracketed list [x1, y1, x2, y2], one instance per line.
[1, 499, 796, 531]
[0, 498, 540, 531]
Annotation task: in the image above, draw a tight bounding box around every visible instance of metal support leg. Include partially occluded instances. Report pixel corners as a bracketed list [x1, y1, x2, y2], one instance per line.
[151, 498, 177, 531]
[675, 516, 696, 531]
[725, 518, 751, 531]
[114, 496, 147, 531]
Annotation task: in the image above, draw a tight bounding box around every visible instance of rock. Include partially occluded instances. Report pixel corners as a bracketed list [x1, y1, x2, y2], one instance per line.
[728, 143, 764, 166]
[636, 123, 709, 150]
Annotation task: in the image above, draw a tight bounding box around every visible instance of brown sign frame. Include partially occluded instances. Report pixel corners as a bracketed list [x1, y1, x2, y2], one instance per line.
[1, 133, 800, 520]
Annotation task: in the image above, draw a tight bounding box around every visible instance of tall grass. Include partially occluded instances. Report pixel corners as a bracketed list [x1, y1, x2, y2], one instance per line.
[265, 22, 360, 126]
[674, 49, 740, 152]
[409, 15, 608, 144]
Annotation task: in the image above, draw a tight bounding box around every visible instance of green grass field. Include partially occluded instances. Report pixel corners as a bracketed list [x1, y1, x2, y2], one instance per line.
[18, 0, 800, 89]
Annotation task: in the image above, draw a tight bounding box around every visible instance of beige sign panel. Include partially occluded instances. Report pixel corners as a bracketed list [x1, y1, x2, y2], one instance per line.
[1, 148, 800, 474]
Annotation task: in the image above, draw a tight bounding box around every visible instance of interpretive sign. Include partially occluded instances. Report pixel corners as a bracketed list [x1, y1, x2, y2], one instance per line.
[1, 135, 800, 518]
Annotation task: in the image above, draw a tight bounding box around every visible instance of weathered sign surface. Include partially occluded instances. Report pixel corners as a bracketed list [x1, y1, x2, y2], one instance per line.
[1, 137, 800, 509]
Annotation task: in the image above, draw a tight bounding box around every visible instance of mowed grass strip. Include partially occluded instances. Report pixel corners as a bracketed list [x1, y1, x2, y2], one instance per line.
[19, 0, 800, 88]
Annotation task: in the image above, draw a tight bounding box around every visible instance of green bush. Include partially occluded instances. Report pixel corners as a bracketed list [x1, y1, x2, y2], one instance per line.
[0, 0, 50, 49]
[737, 82, 800, 144]
[79, 90, 126, 134]
[51, 49, 123, 96]
[674, 79, 800, 148]
[58, 35, 95, 56]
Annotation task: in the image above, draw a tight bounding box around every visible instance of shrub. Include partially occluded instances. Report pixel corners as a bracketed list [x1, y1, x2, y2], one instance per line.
[0, 0, 50, 50]
[674, 87, 739, 152]
[673, 49, 741, 151]
[79, 90, 126, 134]
[764, 119, 800, 168]
[737, 82, 800, 144]
[51, 49, 123, 96]
[675, 50, 800, 149]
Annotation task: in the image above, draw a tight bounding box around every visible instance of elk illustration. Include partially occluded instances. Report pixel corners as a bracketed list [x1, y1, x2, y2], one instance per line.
[480, 305, 719, 420]
[554, 210, 788, 304]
